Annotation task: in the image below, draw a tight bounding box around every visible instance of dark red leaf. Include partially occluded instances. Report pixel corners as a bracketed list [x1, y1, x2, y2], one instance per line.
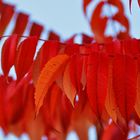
[15, 36, 38, 80]
[1, 35, 18, 76]
[48, 31, 60, 41]
[33, 41, 60, 84]
[113, 53, 137, 121]
[101, 123, 127, 140]
[0, 3, 14, 35]
[29, 22, 44, 37]
[12, 12, 29, 35]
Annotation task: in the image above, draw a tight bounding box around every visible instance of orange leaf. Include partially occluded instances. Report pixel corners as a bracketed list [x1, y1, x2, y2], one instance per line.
[35, 54, 69, 116]
[63, 62, 76, 106]
[105, 58, 117, 123]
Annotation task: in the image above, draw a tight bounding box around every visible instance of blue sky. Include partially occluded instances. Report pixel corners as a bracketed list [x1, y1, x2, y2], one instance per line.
[1, 0, 140, 139]
[4, 0, 140, 39]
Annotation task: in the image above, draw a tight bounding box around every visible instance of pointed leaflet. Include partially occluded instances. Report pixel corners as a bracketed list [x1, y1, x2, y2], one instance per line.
[63, 62, 76, 106]
[135, 57, 140, 118]
[29, 22, 44, 37]
[90, 2, 109, 43]
[69, 54, 84, 93]
[121, 41, 137, 121]
[87, 51, 109, 119]
[97, 53, 109, 116]
[105, 41, 126, 127]
[87, 52, 99, 116]
[18, 84, 45, 140]
[1, 35, 18, 76]
[7, 68, 32, 100]
[48, 31, 60, 41]
[113, 54, 137, 121]
[60, 94, 73, 131]
[135, 72, 140, 118]
[48, 83, 62, 117]
[65, 34, 76, 43]
[15, 36, 38, 80]
[35, 54, 69, 116]
[81, 33, 93, 44]
[41, 84, 62, 134]
[105, 57, 117, 123]
[0, 76, 7, 131]
[107, 0, 129, 39]
[4, 80, 24, 124]
[112, 13, 129, 39]
[12, 12, 29, 35]
[33, 41, 60, 84]
[0, 3, 14, 35]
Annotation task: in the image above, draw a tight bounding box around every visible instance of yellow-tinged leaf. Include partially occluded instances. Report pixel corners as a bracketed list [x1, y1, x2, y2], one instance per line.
[105, 59, 117, 122]
[63, 63, 76, 106]
[105, 59, 126, 128]
[135, 73, 140, 118]
[35, 54, 70, 116]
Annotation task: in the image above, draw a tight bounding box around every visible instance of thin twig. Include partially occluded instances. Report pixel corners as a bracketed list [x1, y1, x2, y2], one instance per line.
[128, 135, 140, 140]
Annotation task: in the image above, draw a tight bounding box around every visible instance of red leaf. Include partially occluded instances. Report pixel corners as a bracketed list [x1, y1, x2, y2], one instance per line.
[87, 51, 109, 123]
[12, 12, 29, 35]
[15, 36, 38, 80]
[65, 34, 76, 43]
[82, 33, 93, 44]
[86, 52, 99, 116]
[0, 3, 14, 35]
[0, 76, 7, 131]
[33, 41, 60, 84]
[113, 53, 137, 121]
[4, 80, 23, 124]
[90, 2, 110, 43]
[69, 55, 84, 93]
[135, 72, 140, 118]
[112, 13, 130, 38]
[1, 35, 18, 76]
[48, 31, 60, 41]
[135, 55, 140, 118]
[29, 22, 44, 37]
[105, 57, 117, 123]
[97, 53, 109, 115]
[101, 123, 127, 140]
